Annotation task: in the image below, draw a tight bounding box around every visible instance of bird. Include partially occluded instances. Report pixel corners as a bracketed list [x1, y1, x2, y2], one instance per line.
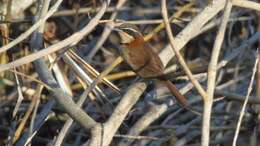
[114, 23, 189, 107]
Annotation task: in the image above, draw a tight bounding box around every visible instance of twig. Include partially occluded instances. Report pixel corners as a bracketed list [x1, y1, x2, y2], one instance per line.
[0, 0, 34, 18]
[62, 53, 104, 97]
[8, 69, 52, 90]
[99, 18, 187, 25]
[54, 56, 123, 146]
[205, 1, 233, 146]
[159, 0, 227, 66]
[215, 90, 260, 104]
[27, 0, 111, 135]
[144, 1, 194, 41]
[0, 0, 109, 72]
[0, 0, 63, 53]
[15, 100, 55, 145]
[13, 85, 43, 143]
[233, 0, 260, 11]
[118, 103, 168, 146]
[115, 134, 160, 141]
[89, 82, 146, 146]
[87, 0, 127, 59]
[52, 6, 178, 17]
[232, 51, 259, 146]
[12, 67, 24, 118]
[68, 50, 120, 93]
[161, 0, 207, 99]
[0, 0, 227, 73]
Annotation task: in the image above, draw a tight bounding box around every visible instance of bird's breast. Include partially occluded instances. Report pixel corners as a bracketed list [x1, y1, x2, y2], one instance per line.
[121, 38, 164, 78]
[122, 44, 148, 71]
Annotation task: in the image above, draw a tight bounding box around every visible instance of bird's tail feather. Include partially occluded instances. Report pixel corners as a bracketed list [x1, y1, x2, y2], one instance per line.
[161, 80, 188, 107]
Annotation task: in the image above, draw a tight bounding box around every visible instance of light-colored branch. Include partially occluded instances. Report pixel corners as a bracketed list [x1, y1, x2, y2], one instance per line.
[118, 104, 168, 146]
[0, 0, 108, 73]
[159, 0, 227, 67]
[0, 0, 227, 73]
[161, 0, 207, 99]
[54, 56, 123, 146]
[205, 1, 233, 146]
[89, 82, 146, 146]
[233, 0, 260, 11]
[232, 53, 259, 146]
[144, 1, 195, 41]
[53, 53, 103, 146]
[0, 0, 63, 53]
[26, 0, 51, 144]
[0, 0, 34, 19]
[159, 0, 260, 66]
[28, 0, 110, 133]
[52, 6, 179, 17]
[87, 0, 127, 60]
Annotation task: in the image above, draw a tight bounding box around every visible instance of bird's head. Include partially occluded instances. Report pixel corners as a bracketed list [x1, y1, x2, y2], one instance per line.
[114, 23, 143, 44]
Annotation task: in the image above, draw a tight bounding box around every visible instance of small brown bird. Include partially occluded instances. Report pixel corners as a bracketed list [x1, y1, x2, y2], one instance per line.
[114, 23, 188, 107]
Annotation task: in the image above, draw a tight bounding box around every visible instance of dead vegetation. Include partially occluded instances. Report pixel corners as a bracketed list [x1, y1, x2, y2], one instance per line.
[0, 0, 260, 146]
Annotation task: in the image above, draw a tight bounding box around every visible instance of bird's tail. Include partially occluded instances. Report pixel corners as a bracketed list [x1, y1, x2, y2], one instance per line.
[161, 80, 188, 107]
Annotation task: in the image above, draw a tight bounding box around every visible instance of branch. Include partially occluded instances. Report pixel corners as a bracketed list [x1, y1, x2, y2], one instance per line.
[0, 1, 109, 73]
[233, 0, 260, 11]
[0, 0, 63, 53]
[159, 0, 227, 66]
[161, 0, 207, 100]
[232, 52, 259, 146]
[89, 82, 146, 146]
[205, 1, 233, 146]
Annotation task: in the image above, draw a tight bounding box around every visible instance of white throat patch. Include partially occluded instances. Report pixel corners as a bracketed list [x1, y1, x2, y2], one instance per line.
[118, 27, 142, 44]
[118, 31, 134, 44]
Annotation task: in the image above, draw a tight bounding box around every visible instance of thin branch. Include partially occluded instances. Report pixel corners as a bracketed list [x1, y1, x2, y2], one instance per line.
[161, 0, 207, 99]
[89, 82, 146, 146]
[118, 104, 167, 146]
[52, 6, 177, 17]
[205, 1, 233, 146]
[0, 0, 109, 73]
[233, 0, 260, 11]
[12, 67, 24, 118]
[159, 0, 227, 66]
[87, 0, 127, 59]
[54, 56, 123, 146]
[0, 0, 63, 53]
[26, 0, 111, 135]
[232, 52, 259, 146]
